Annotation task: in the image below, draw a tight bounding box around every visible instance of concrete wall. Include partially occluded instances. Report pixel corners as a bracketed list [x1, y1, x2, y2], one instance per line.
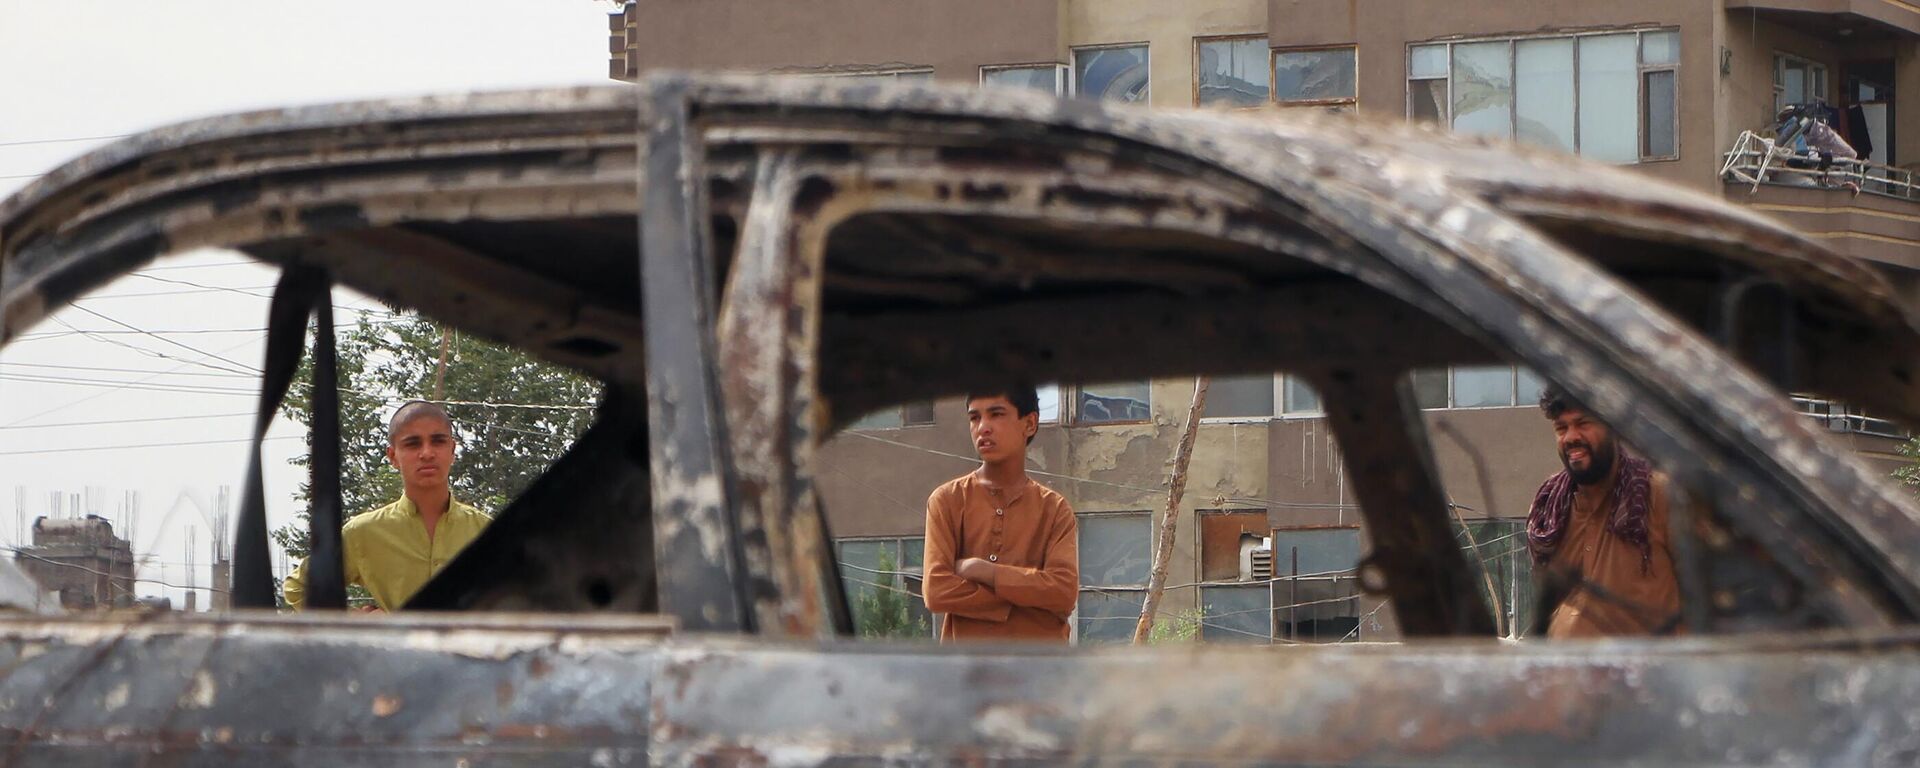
[623, 0, 1067, 81]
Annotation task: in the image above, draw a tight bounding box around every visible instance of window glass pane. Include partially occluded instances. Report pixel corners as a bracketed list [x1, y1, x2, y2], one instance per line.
[1410, 78, 1448, 123]
[1515, 367, 1547, 408]
[1640, 30, 1679, 66]
[1079, 514, 1151, 586]
[1450, 41, 1514, 139]
[1038, 383, 1062, 423]
[1198, 38, 1270, 107]
[1204, 374, 1275, 419]
[1812, 65, 1828, 99]
[1411, 368, 1450, 409]
[1409, 44, 1448, 79]
[1577, 34, 1639, 163]
[1268, 528, 1360, 576]
[1643, 69, 1677, 158]
[1515, 38, 1575, 153]
[901, 401, 937, 426]
[1078, 380, 1151, 423]
[1283, 376, 1322, 414]
[1074, 45, 1150, 102]
[1199, 584, 1270, 643]
[1274, 47, 1356, 102]
[837, 539, 889, 606]
[1451, 365, 1515, 408]
[983, 66, 1060, 93]
[1782, 59, 1808, 104]
[1077, 589, 1145, 644]
[849, 406, 903, 430]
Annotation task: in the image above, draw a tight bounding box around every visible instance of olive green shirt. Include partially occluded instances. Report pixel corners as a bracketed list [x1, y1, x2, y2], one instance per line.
[283, 495, 490, 611]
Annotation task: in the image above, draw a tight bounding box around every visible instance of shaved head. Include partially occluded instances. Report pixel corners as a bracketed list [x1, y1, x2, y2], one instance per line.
[387, 401, 453, 445]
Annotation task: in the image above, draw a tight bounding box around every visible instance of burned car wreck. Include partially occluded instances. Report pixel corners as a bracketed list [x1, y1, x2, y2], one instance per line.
[2, 73, 1920, 764]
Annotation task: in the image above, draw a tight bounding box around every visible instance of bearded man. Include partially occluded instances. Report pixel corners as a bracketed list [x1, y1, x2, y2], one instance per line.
[1525, 385, 1682, 638]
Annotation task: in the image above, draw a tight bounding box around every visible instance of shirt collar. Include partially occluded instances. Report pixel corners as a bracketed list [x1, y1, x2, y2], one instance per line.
[397, 493, 459, 517]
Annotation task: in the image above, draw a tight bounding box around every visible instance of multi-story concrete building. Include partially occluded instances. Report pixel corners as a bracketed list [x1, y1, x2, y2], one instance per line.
[608, 0, 1916, 642]
[16, 516, 135, 611]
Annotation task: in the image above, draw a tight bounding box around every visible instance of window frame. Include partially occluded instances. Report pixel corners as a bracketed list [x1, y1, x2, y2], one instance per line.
[1193, 33, 1272, 109]
[1198, 373, 1281, 424]
[1270, 44, 1359, 109]
[1404, 27, 1680, 163]
[1069, 381, 1154, 426]
[1638, 31, 1680, 162]
[1069, 42, 1153, 103]
[979, 62, 1069, 95]
[1411, 365, 1547, 410]
[1772, 51, 1829, 115]
[1073, 510, 1154, 644]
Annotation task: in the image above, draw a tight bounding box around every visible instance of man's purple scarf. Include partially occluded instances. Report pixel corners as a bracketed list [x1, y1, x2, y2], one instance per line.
[1525, 454, 1654, 574]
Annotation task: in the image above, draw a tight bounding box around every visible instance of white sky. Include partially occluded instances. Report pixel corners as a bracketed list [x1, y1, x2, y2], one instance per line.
[0, 1, 616, 607]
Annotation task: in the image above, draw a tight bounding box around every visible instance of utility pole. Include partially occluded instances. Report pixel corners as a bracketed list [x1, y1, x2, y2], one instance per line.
[1133, 376, 1209, 644]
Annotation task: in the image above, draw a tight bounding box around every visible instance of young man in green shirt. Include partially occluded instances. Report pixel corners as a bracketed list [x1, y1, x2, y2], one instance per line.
[283, 401, 490, 612]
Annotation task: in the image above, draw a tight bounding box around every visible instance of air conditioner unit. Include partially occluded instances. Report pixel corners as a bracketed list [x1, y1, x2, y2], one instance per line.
[1240, 535, 1273, 582]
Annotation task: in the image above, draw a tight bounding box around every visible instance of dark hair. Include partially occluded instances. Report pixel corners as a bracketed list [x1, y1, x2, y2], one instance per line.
[1537, 384, 1591, 421]
[388, 400, 453, 443]
[965, 384, 1041, 445]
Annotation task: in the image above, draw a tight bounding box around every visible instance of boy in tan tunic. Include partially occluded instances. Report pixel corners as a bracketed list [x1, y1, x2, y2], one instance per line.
[922, 385, 1080, 642]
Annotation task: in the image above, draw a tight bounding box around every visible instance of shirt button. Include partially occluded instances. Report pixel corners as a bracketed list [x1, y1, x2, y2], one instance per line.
[989, 555, 998, 562]
[996, 509, 1004, 516]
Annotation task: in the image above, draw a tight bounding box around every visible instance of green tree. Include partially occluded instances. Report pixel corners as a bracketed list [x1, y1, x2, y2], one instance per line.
[852, 549, 930, 639]
[1897, 437, 1920, 494]
[273, 312, 601, 563]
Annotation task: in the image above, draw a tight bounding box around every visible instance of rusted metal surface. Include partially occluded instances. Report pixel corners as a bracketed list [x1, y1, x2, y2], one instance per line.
[0, 612, 668, 766]
[650, 632, 1920, 766]
[4, 74, 1920, 762]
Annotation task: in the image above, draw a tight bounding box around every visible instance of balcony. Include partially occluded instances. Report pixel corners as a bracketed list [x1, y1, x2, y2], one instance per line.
[1726, 0, 1920, 41]
[1721, 131, 1920, 271]
[1792, 395, 1908, 439]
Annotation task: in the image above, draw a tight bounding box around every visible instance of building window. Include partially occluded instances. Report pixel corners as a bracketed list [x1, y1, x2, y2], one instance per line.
[835, 537, 934, 639]
[1273, 46, 1357, 108]
[1408, 28, 1678, 163]
[1281, 375, 1322, 416]
[981, 64, 1067, 94]
[1269, 527, 1363, 642]
[1451, 365, 1517, 408]
[1077, 512, 1152, 643]
[1409, 365, 1548, 409]
[848, 401, 939, 430]
[1072, 44, 1150, 103]
[1202, 373, 1277, 420]
[1037, 383, 1062, 424]
[1774, 53, 1829, 114]
[1075, 380, 1151, 424]
[1198, 583, 1271, 643]
[1196, 36, 1270, 108]
[1199, 509, 1270, 581]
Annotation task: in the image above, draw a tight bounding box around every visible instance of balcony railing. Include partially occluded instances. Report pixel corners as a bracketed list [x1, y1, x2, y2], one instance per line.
[1792, 395, 1909, 439]
[1721, 130, 1920, 200]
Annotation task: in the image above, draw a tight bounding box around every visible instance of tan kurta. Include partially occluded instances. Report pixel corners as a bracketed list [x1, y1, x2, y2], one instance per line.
[1544, 472, 1682, 638]
[922, 473, 1079, 642]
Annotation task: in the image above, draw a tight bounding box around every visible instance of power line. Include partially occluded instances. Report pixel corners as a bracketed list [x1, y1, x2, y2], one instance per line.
[0, 361, 252, 379]
[0, 435, 303, 457]
[8, 548, 228, 595]
[0, 133, 129, 148]
[0, 372, 258, 396]
[0, 412, 253, 431]
[46, 316, 258, 377]
[1, 334, 266, 427]
[66, 305, 261, 375]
